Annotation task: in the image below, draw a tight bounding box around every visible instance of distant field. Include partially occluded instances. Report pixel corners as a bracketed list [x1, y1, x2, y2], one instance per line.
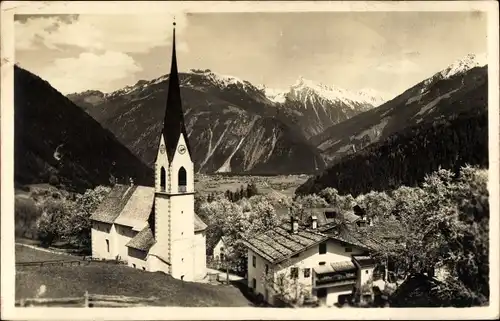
[195, 174, 310, 198]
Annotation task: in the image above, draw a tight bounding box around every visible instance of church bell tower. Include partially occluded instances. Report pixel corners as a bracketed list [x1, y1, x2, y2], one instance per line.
[153, 21, 196, 281]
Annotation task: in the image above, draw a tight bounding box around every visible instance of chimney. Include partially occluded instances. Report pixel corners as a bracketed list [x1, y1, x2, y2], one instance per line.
[291, 216, 299, 234]
[311, 215, 318, 230]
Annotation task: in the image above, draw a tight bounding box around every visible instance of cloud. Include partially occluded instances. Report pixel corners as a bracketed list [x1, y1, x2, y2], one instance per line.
[15, 14, 188, 53]
[375, 58, 420, 74]
[39, 51, 142, 94]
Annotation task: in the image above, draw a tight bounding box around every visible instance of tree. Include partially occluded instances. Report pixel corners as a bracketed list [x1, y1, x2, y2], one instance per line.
[294, 194, 328, 209]
[15, 198, 41, 239]
[68, 185, 110, 249]
[36, 200, 71, 247]
[261, 264, 311, 306]
[355, 190, 395, 219]
[247, 183, 259, 198]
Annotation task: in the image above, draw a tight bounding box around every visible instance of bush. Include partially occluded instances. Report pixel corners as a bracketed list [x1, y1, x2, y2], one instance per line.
[37, 199, 71, 247]
[48, 174, 60, 186]
[15, 199, 41, 239]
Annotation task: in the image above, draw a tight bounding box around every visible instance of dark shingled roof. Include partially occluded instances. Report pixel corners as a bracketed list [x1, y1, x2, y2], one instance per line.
[242, 219, 380, 265]
[126, 226, 156, 251]
[352, 255, 376, 268]
[241, 223, 328, 264]
[90, 184, 137, 224]
[91, 184, 208, 236]
[194, 213, 208, 232]
[307, 208, 360, 231]
[161, 25, 191, 162]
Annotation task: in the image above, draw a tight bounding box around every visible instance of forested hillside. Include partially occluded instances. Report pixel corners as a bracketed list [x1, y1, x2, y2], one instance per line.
[295, 85, 488, 197]
[14, 65, 153, 192]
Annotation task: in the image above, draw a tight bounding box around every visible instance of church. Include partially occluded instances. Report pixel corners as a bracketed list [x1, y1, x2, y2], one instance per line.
[90, 23, 207, 282]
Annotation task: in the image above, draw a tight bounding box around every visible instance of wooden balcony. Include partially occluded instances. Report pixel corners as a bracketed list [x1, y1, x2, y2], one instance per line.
[313, 261, 357, 289]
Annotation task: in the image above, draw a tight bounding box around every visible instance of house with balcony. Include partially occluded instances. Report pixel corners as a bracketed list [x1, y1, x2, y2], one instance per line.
[241, 215, 377, 307]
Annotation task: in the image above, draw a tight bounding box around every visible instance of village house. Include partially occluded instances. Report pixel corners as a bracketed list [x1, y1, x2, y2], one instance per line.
[212, 236, 228, 263]
[241, 215, 377, 307]
[306, 206, 374, 230]
[89, 23, 208, 282]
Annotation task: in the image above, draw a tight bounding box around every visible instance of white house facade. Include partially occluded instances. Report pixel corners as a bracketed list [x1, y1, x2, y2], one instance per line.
[242, 216, 376, 307]
[90, 23, 207, 282]
[213, 236, 227, 262]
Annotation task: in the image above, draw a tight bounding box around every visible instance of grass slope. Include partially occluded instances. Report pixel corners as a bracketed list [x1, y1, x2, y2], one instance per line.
[15, 244, 79, 263]
[15, 246, 251, 307]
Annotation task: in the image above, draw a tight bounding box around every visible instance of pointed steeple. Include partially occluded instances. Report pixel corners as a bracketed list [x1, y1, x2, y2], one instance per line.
[161, 21, 191, 162]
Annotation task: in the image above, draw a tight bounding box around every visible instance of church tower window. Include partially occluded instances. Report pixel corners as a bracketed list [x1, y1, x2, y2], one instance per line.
[178, 167, 187, 192]
[160, 167, 166, 192]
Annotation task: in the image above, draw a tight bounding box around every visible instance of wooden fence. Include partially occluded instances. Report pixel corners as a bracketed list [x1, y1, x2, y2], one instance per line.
[16, 257, 127, 268]
[16, 292, 160, 307]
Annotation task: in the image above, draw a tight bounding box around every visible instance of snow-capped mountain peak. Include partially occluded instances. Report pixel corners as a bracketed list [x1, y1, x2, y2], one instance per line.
[282, 77, 387, 108]
[439, 53, 487, 79]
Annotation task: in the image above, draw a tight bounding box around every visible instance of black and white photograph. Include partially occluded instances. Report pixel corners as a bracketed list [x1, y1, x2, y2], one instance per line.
[1, 1, 499, 319]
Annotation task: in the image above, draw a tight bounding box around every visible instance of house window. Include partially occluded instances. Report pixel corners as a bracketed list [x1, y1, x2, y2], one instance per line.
[142, 267, 146, 271]
[133, 264, 136, 268]
[304, 268, 311, 278]
[317, 288, 327, 298]
[178, 167, 187, 192]
[160, 167, 166, 191]
[106, 239, 109, 252]
[345, 247, 353, 253]
[319, 242, 327, 254]
[290, 267, 298, 279]
[365, 270, 369, 274]
[265, 264, 269, 275]
[325, 211, 337, 219]
[252, 278, 257, 289]
[252, 255, 256, 268]
[319, 261, 326, 265]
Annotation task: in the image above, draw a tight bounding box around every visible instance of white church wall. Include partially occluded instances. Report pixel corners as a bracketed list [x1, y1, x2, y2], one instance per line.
[115, 224, 136, 261]
[127, 247, 148, 270]
[193, 231, 207, 280]
[147, 254, 171, 274]
[91, 221, 116, 260]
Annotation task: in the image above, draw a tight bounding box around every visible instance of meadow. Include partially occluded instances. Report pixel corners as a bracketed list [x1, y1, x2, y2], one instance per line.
[15, 245, 252, 307]
[194, 174, 310, 198]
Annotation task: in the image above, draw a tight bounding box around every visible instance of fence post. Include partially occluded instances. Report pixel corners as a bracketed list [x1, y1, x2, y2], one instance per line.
[84, 291, 89, 307]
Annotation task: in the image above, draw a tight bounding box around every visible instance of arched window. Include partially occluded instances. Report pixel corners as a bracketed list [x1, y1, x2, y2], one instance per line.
[178, 167, 187, 192]
[160, 167, 166, 192]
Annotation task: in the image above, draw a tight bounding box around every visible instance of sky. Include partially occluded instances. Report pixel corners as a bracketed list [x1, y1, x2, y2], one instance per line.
[14, 11, 487, 98]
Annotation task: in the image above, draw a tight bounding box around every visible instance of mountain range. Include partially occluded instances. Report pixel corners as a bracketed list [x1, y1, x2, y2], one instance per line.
[309, 53, 488, 164]
[67, 70, 384, 174]
[14, 53, 487, 189]
[297, 54, 488, 196]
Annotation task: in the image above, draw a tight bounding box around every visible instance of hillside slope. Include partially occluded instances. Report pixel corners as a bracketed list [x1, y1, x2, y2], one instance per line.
[311, 55, 487, 164]
[69, 70, 330, 175]
[14, 66, 153, 191]
[295, 78, 488, 197]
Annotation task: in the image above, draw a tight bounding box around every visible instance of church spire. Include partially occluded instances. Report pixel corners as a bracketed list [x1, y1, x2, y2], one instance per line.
[161, 20, 191, 162]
